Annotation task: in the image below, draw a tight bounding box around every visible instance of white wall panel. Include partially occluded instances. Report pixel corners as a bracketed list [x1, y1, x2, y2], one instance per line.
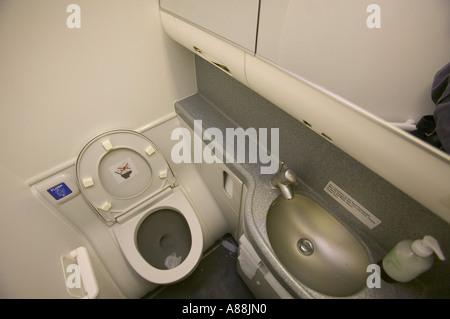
[0, 0, 197, 181]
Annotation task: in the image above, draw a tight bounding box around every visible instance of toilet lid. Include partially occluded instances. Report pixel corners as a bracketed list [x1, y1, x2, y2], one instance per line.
[76, 130, 174, 221]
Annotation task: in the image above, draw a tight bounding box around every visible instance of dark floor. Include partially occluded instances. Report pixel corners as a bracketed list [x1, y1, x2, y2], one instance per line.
[144, 235, 255, 299]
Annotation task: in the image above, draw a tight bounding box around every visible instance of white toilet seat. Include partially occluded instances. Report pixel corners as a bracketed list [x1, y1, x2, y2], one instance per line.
[76, 130, 204, 284]
[76, 130, 173, 220]
[113, 188, 203, 285]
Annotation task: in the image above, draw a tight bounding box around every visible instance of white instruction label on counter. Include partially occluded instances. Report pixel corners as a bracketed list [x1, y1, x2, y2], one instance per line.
[324, 181, 381, 229]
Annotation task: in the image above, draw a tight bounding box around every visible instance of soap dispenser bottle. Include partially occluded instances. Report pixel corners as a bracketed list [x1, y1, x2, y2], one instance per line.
[382, 235, 446, 283]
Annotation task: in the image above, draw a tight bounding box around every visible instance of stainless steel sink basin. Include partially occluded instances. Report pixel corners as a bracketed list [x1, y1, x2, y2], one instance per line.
[266, 194, 369, 297]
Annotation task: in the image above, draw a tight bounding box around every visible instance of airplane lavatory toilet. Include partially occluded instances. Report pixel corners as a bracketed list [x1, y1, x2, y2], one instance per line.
[75, 129, 203, 285]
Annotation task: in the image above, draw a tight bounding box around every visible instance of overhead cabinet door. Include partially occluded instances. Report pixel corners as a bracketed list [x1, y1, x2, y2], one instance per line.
[160, 0, 260, 52]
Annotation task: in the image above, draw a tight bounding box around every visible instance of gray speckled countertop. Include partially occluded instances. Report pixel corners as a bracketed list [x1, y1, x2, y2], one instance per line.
[172, 56, 450, 299]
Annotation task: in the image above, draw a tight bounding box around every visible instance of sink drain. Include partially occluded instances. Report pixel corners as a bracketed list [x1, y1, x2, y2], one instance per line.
[297, 238, 314, 256]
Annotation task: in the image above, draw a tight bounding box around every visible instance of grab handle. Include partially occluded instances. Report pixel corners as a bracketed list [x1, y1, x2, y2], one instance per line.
[61, 246, 99, 299]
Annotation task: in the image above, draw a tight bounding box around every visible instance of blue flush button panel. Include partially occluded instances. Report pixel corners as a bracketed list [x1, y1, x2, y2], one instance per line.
[31, 171, 79, 206]
[47, 182, 73, 200]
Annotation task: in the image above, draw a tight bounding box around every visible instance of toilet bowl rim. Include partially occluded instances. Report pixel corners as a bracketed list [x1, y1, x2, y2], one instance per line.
[112, 188, 204, 284]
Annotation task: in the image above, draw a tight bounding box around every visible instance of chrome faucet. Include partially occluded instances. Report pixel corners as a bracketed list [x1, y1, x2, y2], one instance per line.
[270, 162, 298, 200]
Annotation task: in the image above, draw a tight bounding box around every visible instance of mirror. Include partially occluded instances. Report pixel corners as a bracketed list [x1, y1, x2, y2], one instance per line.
[256, 0, 450, 157]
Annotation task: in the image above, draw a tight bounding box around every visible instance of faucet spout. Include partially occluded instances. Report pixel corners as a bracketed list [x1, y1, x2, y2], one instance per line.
[270, 162, 299, 200]
[278, 183, 295, 200]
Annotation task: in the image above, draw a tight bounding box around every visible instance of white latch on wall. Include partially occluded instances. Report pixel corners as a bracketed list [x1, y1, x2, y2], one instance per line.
[61, 246, 99, 299]
[388, 119, 416, 131]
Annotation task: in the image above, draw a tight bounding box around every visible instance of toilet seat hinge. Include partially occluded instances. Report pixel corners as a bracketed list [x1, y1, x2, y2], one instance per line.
[96, 208, 117, 225]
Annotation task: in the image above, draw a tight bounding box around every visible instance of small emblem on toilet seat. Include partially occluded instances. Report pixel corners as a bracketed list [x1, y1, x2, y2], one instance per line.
[116, 162, 132, 179]
[109, 157, 139, 184]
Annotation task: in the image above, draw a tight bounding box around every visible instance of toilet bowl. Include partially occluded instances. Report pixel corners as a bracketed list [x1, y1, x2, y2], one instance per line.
[75, 130, 203, 284]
